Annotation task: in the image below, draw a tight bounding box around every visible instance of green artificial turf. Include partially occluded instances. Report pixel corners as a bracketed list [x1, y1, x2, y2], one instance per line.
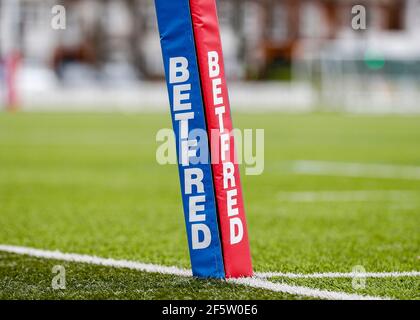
[0, 252, 299, 300]
[271, 276, 420, 300]
[0, 112, 419, 299]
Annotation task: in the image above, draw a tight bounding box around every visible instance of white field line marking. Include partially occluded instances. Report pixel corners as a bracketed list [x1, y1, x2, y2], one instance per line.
[290, 161, 420, 180]
[2, 244, 416, 281]
[255, 271, 420, 279]
[277, 190, 419, 203]
[230, 278, 386, 300]
[0, 245, 393, 300]
[0, 244, 192, 277]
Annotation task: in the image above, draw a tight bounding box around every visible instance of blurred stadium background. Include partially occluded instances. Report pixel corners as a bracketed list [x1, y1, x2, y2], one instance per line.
[1, 0, 420, 113]
[1, 0, 420, 300]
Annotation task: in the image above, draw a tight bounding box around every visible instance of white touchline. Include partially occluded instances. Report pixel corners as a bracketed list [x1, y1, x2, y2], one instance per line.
[290, 161, 420, 180]
[277, 190, 419, 203]
[229, 278, 386, 300]
[0, 244, 192, 277]
[0, 244, 409, 300]
[254, 271, 420, 279]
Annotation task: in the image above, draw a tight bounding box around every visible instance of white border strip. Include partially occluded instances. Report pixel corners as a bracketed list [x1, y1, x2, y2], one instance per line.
[255, 271, 420, 279]
[0, 244, 397, 300]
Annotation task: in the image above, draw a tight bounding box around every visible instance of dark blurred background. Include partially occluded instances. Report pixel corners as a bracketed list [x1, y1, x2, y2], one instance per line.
[1, 0, 420, 112]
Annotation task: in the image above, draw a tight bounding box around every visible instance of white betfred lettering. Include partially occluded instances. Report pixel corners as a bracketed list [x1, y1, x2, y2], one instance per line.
[170, 56, 212, 251]
[174, 112, 194, 139]
[192, 224, 211, 249]
[181, 139, 197, 166]
[184, 168, 204, 194]
[223, 162, 235, 189]
[229, 217, 243, 245]
[173, 84, 191, 111]
[207, 50, 245, 246]
[212, 78, 223, 106]
[170, 57, 189, 83]
[189, 195, 206, 222]
[215, 106, 225, 133]
[220, 133, 230, 162]
[227, 189, 239, 217]
[208, 51, 220, 78]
